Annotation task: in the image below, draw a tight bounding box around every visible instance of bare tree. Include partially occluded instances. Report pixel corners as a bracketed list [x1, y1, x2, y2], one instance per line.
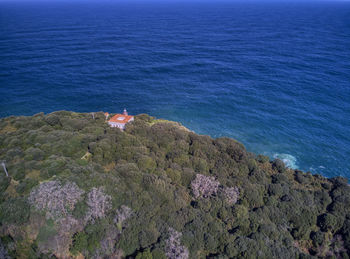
[165, 227, 189, 259]
[191, 174, 220, 198]
[28, 181, 84, 219]
[223, 186, 240, 205]
[114, 205, 132, 227]
[85, 187, 112, 222]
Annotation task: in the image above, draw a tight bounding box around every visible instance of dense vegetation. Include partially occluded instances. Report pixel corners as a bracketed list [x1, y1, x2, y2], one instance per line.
[0, 111, 349, 259]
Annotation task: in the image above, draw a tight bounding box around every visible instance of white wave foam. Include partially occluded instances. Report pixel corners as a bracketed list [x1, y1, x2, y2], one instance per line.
[273, 153, 298, 169]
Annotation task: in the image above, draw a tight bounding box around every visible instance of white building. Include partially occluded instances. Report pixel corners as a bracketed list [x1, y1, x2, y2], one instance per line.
[107, 109, 134, 130]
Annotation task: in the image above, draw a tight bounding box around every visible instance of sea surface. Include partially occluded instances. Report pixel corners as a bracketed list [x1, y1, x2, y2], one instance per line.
[0, 1, 349, 178]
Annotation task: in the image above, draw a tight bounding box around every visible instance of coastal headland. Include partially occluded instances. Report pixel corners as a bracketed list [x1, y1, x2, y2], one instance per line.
[0, 111, 349, 258]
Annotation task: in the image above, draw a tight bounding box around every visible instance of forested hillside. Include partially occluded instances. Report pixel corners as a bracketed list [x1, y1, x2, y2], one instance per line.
[0, 111, 349, 258]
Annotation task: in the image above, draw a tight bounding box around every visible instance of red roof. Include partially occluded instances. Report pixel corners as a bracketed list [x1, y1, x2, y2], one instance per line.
[108, 114, 134, 124]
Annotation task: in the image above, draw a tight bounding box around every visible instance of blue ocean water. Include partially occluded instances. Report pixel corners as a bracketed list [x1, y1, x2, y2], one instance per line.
[0, 1, 349, 178]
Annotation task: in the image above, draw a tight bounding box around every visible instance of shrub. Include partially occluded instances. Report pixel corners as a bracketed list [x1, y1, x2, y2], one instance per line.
[37, 219, 57, 245]
[72, 200, 89, 220]
[136, 248, 153, 259]
[257, 154, 269, 163]
[0, 197, 30, 225]
[0, 175, 10, 194]
[272, 159, 286, 173]
[268, 184, 283, 197]
[295, 171, 310, 184]
[151, 248, 167, 259]
[139, 225, 160, 248]
[272, 173, 288, 184]
[310, 231, 324, 246]
[16, 178, 39, 195]
[11, 163, 25, 181]
[137, 156, 157, 174]
[45, 114, 60, 126]
[71, 231, 88, 255]
[317, 213, 342, 232]
[247, 159, 258, 173]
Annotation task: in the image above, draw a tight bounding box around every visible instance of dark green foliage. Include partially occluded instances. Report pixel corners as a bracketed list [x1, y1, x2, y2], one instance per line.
[318, 213, 342, 232]
[71, 232, 88, 255]
[268, 183, 283, 197]
[151, 248, 167, 259]
[72, 200, 88, 219]
[0, 111, 349, 258]
[295, 170, 312, 184]
[72, 220, 110, 255]
[272, 173, 288, 184]
[272, 159, 286, 173]
[310, 231, 324, 246]
[290, 208, 317, 239]
[45, 114, 61, 126]
[0, 175, 10, 194]
[37, 219, 57, 245]
[24, 147, 45, 161]
[257, 154, 269, 163]
[136, 248, 153, 259]
[16, 178, 39, 195]
[11, 162, 25, 180]
[0, 197, 30, 225]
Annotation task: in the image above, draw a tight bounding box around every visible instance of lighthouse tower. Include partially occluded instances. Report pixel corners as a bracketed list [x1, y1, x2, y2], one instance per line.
[123, 108, 128, 116]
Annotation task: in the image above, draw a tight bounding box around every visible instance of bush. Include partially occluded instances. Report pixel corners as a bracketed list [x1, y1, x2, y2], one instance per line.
[257, 155, 269, 163]
[317, 213, 342, 232]
[268, 184, 283, 197]
[72, 200, 89, 220]
[272, 159, 286, 173]
[71, 232, 88, 255]
[0, 197, 30, 225]
[0, 175, 10, 194]
[295, 171, 310, 184]
[11, 163, 25, 181]
[45, 114, 61, 126]
[16, 178, 39, 195]
[151, 248, 167, 259]
[310, 231, 324, 246]
[24, 147, 45, 161]
[136, 248, 153, 259]
[37, 219, 57, 245]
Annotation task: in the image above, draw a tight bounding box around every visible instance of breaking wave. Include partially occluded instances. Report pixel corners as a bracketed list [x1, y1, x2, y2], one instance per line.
[273, 153, 298, 169]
